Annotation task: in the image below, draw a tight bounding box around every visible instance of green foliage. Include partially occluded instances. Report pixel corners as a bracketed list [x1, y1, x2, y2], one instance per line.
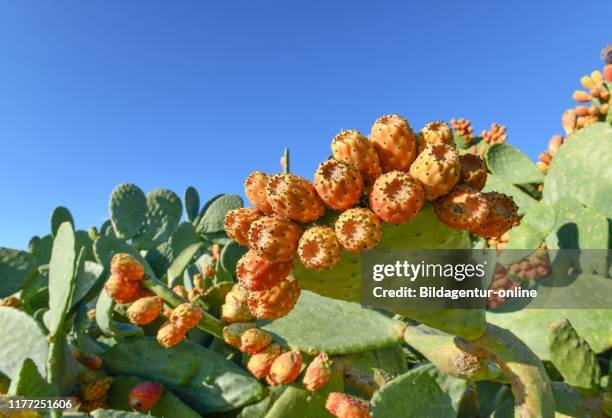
[0, 247, 38, 298]
[184, 186, 200, 223]
[95, 289, 144, 339]
[134, 188, 183, 249]
[486, 143, 544, 184]
[8, 358, 57, 397]
[196, 194, 243, 234]
[109, 183, 147, 239]
[51, 206, 74, 237]
[483, 173, 536, 215]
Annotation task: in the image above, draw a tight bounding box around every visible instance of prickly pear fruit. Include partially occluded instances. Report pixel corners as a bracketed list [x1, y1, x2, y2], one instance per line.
[247, 216, 303, 262]
[170, 303, 203, 330]
[222, 322, 257, 347]
[370, 114, 417, 172]
[298, 226, 342, 271]
[172, 284, 188, 299]
[156, 321, 187, 348]
[188, 288, 204, 302]
[126, 296, 163, 325]
[409, 143, 461, 200]
[77, 370, 113, 401]
[303, 352, 332, 392]
[240, 328, 273, 354]
[76, 352, 103, 370]
[331, 129, 382, 186]
[245, 171, 274, 214]
[192, 273, 206, 290]
[226, 284, 250, 305]
[459, 154, 487, 190]
[203, 263, 216, 279]
[268, 350, 303, 385]
[236, 250, 292, 291]
[222, 286, 256, 323]
[128, 381, 164, 412]
[334, 208, 382, 253]
[325, 392, 371, 418]
[224, 208, 263, 246]
[433, 185, 489, 231]
[419, 121, 454, 149]
[266, 173, 325, 223]
[104, 274, 142, 304]
[248, 277, 301, 320]
[247, 343, 282, 379]
[369, 171, 425, 224]
[110, 253, 144, 281]
[471, 192, 519, 238]
[0, 296, 20, 308]
[314, 159, 364, 211]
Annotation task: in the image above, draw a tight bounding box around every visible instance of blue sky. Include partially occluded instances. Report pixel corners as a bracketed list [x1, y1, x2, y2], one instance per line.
[1, 1, 610, 250]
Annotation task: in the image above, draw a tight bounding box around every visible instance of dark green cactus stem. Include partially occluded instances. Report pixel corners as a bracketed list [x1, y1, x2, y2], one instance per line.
[141, 277, 224, 339]
[456, 324, 555, 418]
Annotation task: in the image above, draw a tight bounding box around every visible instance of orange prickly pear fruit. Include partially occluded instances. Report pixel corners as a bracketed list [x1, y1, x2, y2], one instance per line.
[471, 192, 519, 238]
[267, 350, 303, 385]
[104, 274, 142, 304]
[236, 250, 292, 291]
[156, 321, 187, 348]
[221, 301, 256, 323]
[418, 121, 454, 150]
[459, 154, 487, 191]
[245, 171, 274, 215]
[331, 129, 382, 186]
[247, 216, 303, 262]
[369, 171, 425, 224]
[239, 328, 273, 354]
[222, 322, 257, 347]
[170, 303, 203, 330]
[128, 381, 164, 412]
[247, 343, 283, 379]
[110, 253, 144, 281]
[266, 173, 325, 223]
[303, 352, 332, 392]
[248, 277, 301, 320]
[298, 226, 342, 271]
[126, 296, 163, 325]
[409, 143, 461, 200]
[433, 185, 489, 231]
[314, 159, 364, 211]
[325, 392, 371, 418]
[172, 285, 188, 299]
[211, 244, 221, 261]
[334, 208, 382, 253]
[224, 208, 263, 246]
[370, 114, 417, 172]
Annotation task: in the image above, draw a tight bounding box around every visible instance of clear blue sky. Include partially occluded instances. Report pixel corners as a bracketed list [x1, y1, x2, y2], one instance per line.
[1, 1, 610, 250]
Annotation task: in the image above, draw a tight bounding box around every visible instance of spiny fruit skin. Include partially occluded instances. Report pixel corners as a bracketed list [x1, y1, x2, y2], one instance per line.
[369, 171, 425, 224]
[127, 296, 163, 325]
[77, 370, 113, 401]
[223, 322, 256, 347]
[325, 393, 371, 418]
[172, 285, 188, 299]
[298, 226, 342, 270]
[314, 159, 364, 211]
[226, 284, 250, 305]
[266, 173, 325, 223]
[267, 350, 303, 385]
[105, 274, 142, 304]
[303, 352, 332, 392]
[370, 114, 417, 172]
[157, 321, 187, 348]
[419, 121, 454, 150]
[239, 328, 273, 354]
[247, 343, 282, 379]
[334, 208, 382, 253]
[331, 129, 382, 186]
[245, 171, 274, 215]
[170, 303, 203, 330]
[110, 253, 144, 281]
[471, 192, 519, 238]
[248, 277, 301, 320]
[433, 185, 489, 231]
[224, 208, 263, 246]
[221, 302, 256, 323]
[409, 143, 461, 201]
[128, 381, 164, 412]
[236, 250, 293, 291]
[459, 154, 487, 191]
[247, 216, 303, 262]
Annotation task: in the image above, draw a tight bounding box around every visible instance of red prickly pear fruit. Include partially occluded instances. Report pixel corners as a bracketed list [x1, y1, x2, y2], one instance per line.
[247, 343, 282, 379]
[77, 370, 113, 401]
[156, 321, 187, 348]
[248, 277, 301, 320]
[172, 285, 188, 299]
[325, 392, 371, 418]
[110, 253, 144, 281]
[334, 208, 382, 253]
[126, 296, 163, 325]
[604, 64, 612, 82]
[409, 143, 461, 201]
[369, 171, 425, 224]
[222, 322, 256, 347]
[245, 171, 274, 215]
[247, 216, 303, 262]
[224, 208, 263, 246]
[239, 328, 273, 354]
[370, 114, 417, 172]
[128, 381, 164, 412]
[76, 352, 103, 370]
[266, 173, 325, 223]
[471, 192, 519, 238]
[170, 303, 203, 330]
[298, 226, 342, 271]
[267, 350, 303, 385]
[104, 274, 142, 304]
[237, 250, 292, 291]
[434, 185, 490, 231]
[459, 154, 487, 191]
[314, 159, 364, 211]
[302, 352, 332, 392]
[331, 130, 382, 187]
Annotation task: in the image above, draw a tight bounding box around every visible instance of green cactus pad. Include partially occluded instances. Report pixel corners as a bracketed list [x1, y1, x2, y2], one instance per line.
[95, 289, 144, 339]
[259, 291, 405, 355]
[546, 196, 609, 250]
[411, 364, 471, 414]
[486, 143, 544, 185]
[8, 358, 56, 397]
[47, 222, 77, 336]
[543, 123, 612, 218]
[483, 173, 536, 215]
[51, 206, 74, 238]
[0, 307, 48, 379]
[169, 222, 201, 256]
[109, 183, 147, 239]
[29, 234, 53, 264]
[0, 247, 39, 298]
[167, 242, 203, 286]
[134, 188, 183, 249]
[237, 385, 287, 418]
[184, 186, 200, 223]
[197, 194, 243, 234]
[70, 260, 103, 310]
[217, 241, 248, 283]
[103, 338, 263, 413]
[370, 365, 456, 417]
